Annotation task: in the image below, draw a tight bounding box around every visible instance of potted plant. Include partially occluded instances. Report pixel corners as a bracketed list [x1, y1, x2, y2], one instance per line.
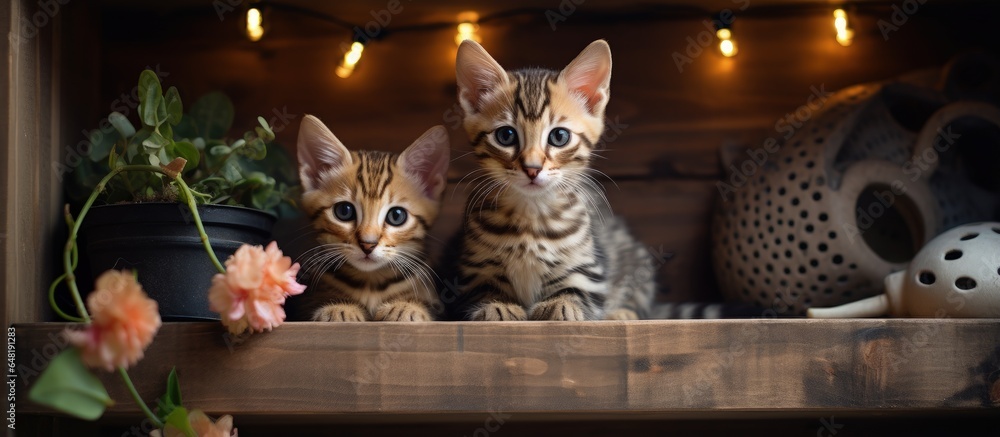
[62, 69, 299, 320]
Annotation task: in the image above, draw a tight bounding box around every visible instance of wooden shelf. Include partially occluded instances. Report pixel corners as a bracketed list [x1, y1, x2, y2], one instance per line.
[14, 319, 1000, 421]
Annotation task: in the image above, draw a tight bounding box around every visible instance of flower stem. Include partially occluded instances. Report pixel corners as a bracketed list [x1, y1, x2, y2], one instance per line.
[174, 176, 225, 274]
[118, 366, 164, 429]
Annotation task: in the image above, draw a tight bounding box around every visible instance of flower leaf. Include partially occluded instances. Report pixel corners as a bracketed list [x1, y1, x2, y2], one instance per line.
[156, 367, 184, 422]
[28, 348, 114, 420]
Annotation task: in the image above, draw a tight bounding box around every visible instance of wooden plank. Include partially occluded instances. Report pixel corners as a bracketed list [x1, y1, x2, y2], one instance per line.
[14, 320, 1000, 418]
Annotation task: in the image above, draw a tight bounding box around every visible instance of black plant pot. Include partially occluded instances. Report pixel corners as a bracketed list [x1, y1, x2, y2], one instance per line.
[80, 203, 276, 321]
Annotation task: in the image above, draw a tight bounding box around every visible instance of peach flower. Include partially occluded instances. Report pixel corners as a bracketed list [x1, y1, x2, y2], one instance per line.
[209, 242, 306, 335]
[151, 410, 237, 437]
[65, 270, 162, 372]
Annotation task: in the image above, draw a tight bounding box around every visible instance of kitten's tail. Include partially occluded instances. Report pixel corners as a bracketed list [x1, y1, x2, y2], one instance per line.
[647, 302, 771, 319]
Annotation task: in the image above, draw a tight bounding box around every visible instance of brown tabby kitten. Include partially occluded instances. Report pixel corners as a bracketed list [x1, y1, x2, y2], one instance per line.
[297, 115, 449, 322]
[451, 40, 655, 321]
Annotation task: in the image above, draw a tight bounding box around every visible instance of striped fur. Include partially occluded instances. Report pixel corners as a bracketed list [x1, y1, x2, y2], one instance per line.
[296, 115, 449, 322]
[451, 40, 655, 321]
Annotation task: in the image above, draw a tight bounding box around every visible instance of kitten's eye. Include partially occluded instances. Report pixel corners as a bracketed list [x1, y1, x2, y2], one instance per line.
[548, 128, 571, 147]
[333, 202, 356, 221]
[386, 207, 408, 226]
[494, 126, 519, 147]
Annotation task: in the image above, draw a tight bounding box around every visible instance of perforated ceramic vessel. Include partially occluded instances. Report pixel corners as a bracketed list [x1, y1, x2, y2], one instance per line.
[711, 56, 1000, 315]
[808, 222, 1000, 318]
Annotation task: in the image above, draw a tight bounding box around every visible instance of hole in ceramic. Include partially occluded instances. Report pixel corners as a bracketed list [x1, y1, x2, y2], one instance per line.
[955, 277, 977, 290]
[944, 250, 963, 260]
[854, 183, 924, 264]
[918, 271, 936, 285]
[832, 254, 844, 264]
[960, 233, 979, 241]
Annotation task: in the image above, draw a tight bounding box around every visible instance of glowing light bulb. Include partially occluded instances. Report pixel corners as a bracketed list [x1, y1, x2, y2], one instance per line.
[246, 7, 264, 42]
[336, 42, 365, 78]
[833, 8, 853, 46]
[455, 11, 481, 46]
[717, 28, 738, 57]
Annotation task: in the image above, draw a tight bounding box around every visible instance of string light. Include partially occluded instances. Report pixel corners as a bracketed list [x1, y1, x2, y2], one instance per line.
[336, 41, 365, 78]
[717, 27, 738, 57]
[246, 7, 265, 42]
[833, 8, 854, 46]
[455, 11, 481, 46]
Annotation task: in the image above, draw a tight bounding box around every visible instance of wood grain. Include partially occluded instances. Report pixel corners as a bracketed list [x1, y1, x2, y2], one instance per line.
[14, 320, 1000, 418]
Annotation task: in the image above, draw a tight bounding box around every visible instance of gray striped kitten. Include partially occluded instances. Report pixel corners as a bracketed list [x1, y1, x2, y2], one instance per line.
[450, 40, 655, 321]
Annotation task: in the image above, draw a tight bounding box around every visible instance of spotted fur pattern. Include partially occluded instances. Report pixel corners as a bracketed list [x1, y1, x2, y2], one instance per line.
[296, 115, 449, 322]
[450, 40, 655, 321]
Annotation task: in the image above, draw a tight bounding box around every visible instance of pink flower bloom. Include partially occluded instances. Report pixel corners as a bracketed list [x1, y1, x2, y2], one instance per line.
[151, 410, 237, 437]
[65, 270, 162, 372]
[209, 242, 306, 335]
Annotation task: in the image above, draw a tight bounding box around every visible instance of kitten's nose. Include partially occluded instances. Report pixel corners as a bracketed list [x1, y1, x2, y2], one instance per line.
[359, 240, 378, 254]
[524, 166, 541, 180]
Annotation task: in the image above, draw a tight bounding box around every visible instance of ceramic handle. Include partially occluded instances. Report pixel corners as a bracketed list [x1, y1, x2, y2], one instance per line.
[807, 293, 890, 318]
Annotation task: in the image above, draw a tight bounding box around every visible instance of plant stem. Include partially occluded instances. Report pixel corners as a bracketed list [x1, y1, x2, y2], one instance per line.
[118, 367, 164, 429]
[174, 177, 226, 274]
[56, 163, 226, 321]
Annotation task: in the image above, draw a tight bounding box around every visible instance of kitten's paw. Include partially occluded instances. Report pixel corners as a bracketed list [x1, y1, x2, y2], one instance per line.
[605, 308, 640, 321]
[313, 303, 368, 322]
[374, 301, 433, 322]
[469, 301, 527, 321]
[529, 298, 588, 321]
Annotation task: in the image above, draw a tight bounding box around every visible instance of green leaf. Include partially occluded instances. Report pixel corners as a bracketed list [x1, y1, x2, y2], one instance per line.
[155, 96, 169, 128]
[140, 86, 161, 127]
[189, 92, 234, 139]
[108, 112, 136, 138]
[256, 116, 275, 140]
[156, 367, 183, 422]
[164, 406, 197, 437]
[164, 86, 183, 125]
[137, 70, 162, 103]
[172, 114, 198, 140]
[87, 129, 119, 162]
[170, 141, 200, 172]
[142, 131, 170, 153]
[28, 348, 113, 420]
[209, 145, 232, 156]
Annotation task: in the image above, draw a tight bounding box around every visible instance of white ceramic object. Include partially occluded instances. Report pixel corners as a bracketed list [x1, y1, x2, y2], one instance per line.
[808, 222, 1000, 318]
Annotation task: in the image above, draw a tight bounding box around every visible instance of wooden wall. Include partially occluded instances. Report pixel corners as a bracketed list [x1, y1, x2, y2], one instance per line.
[2, 0, 67, 327]
[73, 0, 1000, 305]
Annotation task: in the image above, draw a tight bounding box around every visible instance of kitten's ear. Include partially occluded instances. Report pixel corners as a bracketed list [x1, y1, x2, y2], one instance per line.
[400, 126, 450, 200]
[456, 40, 508, 114]
[559, 39, 613, 115]
[297, 114, 352, 191]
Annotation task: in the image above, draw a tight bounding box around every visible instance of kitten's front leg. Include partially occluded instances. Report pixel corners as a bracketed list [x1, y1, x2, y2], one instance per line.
[374, 300, 434, 322]
[313, 302, 369, 322]
[529, 288, 602, 321]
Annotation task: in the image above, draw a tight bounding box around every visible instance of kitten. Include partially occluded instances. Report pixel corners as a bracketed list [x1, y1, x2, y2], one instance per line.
[296, 115, 449, 322]
[450, 40, 655, 321]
